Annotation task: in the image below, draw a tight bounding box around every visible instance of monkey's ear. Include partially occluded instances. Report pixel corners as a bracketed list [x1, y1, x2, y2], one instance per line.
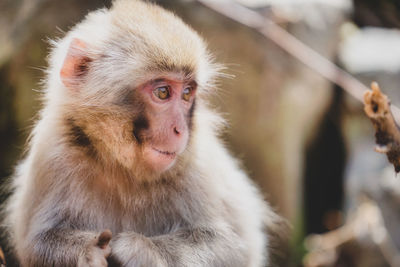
[60, 38, 92, 89]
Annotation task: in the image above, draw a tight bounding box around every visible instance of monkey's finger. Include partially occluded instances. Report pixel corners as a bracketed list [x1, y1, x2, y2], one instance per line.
[97, 229, 112, 249]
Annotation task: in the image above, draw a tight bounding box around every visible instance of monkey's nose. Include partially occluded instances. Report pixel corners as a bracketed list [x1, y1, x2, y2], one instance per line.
[173, 127, 180, 135]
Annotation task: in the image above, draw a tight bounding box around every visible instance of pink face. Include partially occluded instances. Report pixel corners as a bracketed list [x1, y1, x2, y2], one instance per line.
[136, 76, 197, 172]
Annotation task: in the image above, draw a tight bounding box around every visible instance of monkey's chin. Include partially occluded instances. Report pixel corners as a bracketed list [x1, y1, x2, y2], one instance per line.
[143, 146, 177, 172]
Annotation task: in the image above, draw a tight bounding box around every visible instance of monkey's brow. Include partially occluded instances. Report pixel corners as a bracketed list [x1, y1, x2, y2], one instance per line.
[150, 78, 197, 85]
[153, 78, 167, 84]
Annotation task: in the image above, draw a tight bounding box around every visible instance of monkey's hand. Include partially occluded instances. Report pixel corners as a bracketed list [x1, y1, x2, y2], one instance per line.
[110, 232, 167, 267]
[78, 229, 112, 267]
[110, 228, 246, 267]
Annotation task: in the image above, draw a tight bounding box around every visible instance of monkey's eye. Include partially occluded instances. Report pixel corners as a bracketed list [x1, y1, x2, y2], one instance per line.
[153, 86, 170, 100]
[182, 87, 193, 101]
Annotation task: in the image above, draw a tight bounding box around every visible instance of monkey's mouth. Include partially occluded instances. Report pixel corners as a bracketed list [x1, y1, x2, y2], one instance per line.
[143, 146, 177, 172]
[152, 147, 176, 157]
[142, 144, 180, 172]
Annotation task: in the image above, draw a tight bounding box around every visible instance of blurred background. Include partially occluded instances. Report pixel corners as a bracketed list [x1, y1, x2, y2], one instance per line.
[2, 0, 400, 266]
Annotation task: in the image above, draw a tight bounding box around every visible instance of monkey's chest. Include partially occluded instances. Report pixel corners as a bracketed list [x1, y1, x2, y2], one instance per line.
[81, 185, 194, 237]
[120, 195, 187, 236]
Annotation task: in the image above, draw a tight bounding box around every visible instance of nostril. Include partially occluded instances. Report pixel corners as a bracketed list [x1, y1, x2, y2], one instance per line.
[174, 127, 180, 135]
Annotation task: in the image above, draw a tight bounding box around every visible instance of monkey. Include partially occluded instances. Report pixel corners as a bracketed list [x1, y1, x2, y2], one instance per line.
[3, 0, 283, 266]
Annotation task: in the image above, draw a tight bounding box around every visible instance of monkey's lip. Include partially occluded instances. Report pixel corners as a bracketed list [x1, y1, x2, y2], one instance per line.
[143, 146, 178, 171]
[144, 146, 177, 172]
[151, 147, 176, 157]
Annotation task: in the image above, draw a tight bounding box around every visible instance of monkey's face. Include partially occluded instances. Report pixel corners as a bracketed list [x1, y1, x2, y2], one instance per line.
[133, 75, 196, 173]
[59, 38, 204, 176]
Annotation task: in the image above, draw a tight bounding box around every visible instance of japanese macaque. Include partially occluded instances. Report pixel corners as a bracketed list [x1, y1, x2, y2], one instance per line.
[3, 0, 282, 266]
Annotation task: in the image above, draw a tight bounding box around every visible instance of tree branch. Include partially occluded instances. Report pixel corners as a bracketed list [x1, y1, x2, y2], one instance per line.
[364, 82, 400, 173]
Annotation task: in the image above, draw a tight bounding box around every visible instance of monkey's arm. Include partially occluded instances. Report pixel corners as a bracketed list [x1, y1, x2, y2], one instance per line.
[19, 227, 111, 267]
[111, 225, 247, 267]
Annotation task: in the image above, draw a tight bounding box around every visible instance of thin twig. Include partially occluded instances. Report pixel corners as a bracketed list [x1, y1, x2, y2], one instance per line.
[197, 0, 400, 121]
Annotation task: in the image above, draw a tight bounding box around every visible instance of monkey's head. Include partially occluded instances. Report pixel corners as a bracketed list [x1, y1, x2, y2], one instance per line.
[45, 0, 219, 177]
